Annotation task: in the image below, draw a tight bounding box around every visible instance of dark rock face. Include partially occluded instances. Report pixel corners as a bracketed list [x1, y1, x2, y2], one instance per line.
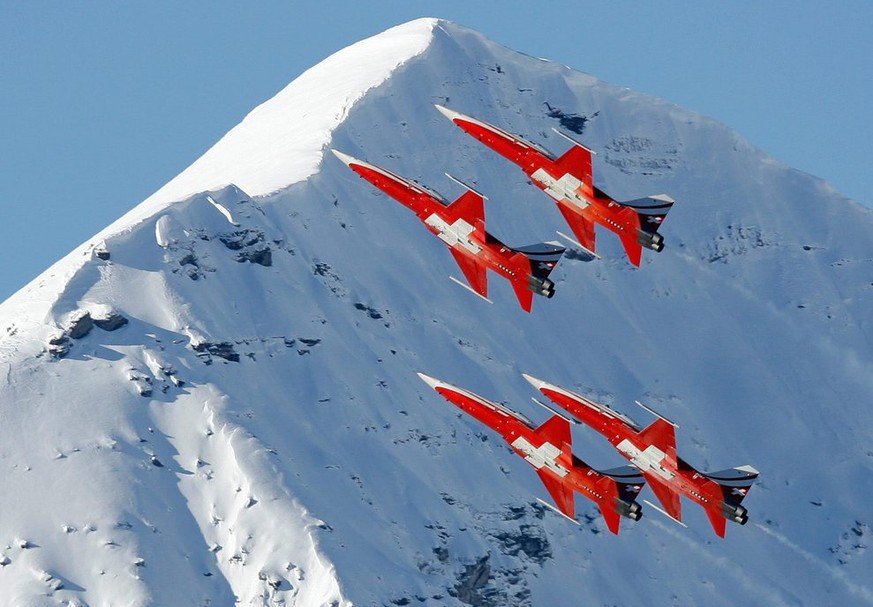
[452, 556, 495, 607]
[491, 524, 551, 564]
[93, 312, 129, 331]
[66, 312, 94, 340]
[192, 341, 240, 363]
[218, 229, 272, 266]
[544, 102, 598, 135]
[47, 334, 71, 359]
[236, 248, 272, 266]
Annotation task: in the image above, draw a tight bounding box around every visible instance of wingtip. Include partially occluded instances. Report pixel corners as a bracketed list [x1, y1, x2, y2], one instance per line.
[735, 465, 760, 476]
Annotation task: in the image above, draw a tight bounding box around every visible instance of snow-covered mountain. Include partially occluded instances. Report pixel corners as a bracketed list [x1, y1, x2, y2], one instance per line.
[2, 18, 872, 606]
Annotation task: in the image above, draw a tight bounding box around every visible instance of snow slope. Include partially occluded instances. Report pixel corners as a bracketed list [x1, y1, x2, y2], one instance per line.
[2, 18, 873, 607]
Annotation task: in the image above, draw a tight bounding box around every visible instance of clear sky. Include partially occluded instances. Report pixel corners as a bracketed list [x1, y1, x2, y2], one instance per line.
[2, 2, 871, 303]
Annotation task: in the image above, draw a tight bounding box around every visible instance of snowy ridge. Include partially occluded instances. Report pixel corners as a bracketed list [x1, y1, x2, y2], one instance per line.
[2, 18, 873, 607]
[0, 18, 436, 336]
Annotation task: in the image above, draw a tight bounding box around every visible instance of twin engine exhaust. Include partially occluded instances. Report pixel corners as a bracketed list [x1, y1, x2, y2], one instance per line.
[722, 502, 749, 525]
[529, 276, 556, 298]
[637, 230, 665, 252]
[616, 498, 643, 521]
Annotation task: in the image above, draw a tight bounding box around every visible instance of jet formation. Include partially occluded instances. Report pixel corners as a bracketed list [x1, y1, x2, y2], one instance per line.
[335, 106, 676, 309]
[333, 105, 758, 537]
[332, 149, 564, 312]
[418, 373, 644, 535]
[436, 105, 674, 266]
[524, 375, 759, 537]
[420, 372, 758, 537]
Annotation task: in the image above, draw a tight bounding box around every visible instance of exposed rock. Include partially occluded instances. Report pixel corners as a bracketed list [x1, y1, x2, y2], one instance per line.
[93, 311, 128, 331]
[192, 341, 240, 363]
[491, 524, 551, 564]
[544, 102, 598, 135]
[452, 555, 496, 607]
[354, 303, 383, 319]
[236, 247, 272, 266]
[219, 229, 273, 266]
[48, 334, 71, 359]
[67, 311, 94, 339]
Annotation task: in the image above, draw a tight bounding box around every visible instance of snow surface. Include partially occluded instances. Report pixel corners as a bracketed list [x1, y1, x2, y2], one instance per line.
[0, 18, 436, 337]
[2, 17, 873, 607]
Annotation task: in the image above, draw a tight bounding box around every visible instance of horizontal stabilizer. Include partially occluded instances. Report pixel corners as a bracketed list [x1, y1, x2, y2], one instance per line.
[510, 241, 565, 280]
[703, 465, 760, 481]
[703, 465, 759, 505]
[623, 195, 674, 235]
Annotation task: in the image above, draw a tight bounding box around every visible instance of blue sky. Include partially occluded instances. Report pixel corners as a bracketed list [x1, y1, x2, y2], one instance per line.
[2, 2, 871, 302]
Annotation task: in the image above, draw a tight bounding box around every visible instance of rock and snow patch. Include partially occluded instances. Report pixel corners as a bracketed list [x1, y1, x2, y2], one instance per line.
[156, 385, 349, 606]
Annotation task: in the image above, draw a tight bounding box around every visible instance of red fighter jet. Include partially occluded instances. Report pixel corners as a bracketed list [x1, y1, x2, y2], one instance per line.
[418, 373, 644, 534]
[332, 150, 564, 312]
[436, 105, 674, 267]
[523, 374, 759, 538]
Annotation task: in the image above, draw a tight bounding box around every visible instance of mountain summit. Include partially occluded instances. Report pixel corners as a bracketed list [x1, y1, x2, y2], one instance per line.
[1, 18, 872, 607]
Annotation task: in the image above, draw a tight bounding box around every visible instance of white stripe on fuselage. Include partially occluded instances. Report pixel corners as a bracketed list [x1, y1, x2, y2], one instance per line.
[616, 439, 675, 480]
[511, 437, 568, 478]
[425, 214, 482, 254]
[531, 168, 590, 210]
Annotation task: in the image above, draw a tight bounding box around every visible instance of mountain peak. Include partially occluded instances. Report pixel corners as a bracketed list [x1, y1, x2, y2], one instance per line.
[0, 18, 439, 329]
[2, 18, 872, 607]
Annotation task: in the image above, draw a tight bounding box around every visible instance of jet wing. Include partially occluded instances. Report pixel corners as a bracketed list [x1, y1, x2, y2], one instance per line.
[619, 232, 644, 267]
[442, 188, 485, 226]
[509, 276, 535, 313]
[647, 478, 683, 522]
[557, 203, 597, 253]
[598, 502, 622, 535]
[703, 504, 728, 538]
[639, 418, 678, 464]
[553, 139, 594, 188]
[536, 468, 575, 520]
[449, 248, 488, 300]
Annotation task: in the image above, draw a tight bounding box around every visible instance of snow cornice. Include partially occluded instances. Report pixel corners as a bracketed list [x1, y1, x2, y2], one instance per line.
[0, 18, 438, 327]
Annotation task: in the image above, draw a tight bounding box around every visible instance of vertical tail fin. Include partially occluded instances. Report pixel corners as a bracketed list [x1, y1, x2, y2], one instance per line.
[624, 194, 675, 235]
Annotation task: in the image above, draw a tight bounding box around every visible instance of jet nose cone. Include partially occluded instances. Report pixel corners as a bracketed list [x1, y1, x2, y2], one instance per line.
[416, 372, 445, 391]
[434, 104, 464, 122]
[521, 373, 548, 391]
[330, 148, 358, 167]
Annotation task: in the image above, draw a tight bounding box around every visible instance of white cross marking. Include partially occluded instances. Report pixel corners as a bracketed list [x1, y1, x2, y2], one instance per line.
[511, 437, 568, 477]
[425, 214, 482, 254]
[617, 439, 675, 480]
